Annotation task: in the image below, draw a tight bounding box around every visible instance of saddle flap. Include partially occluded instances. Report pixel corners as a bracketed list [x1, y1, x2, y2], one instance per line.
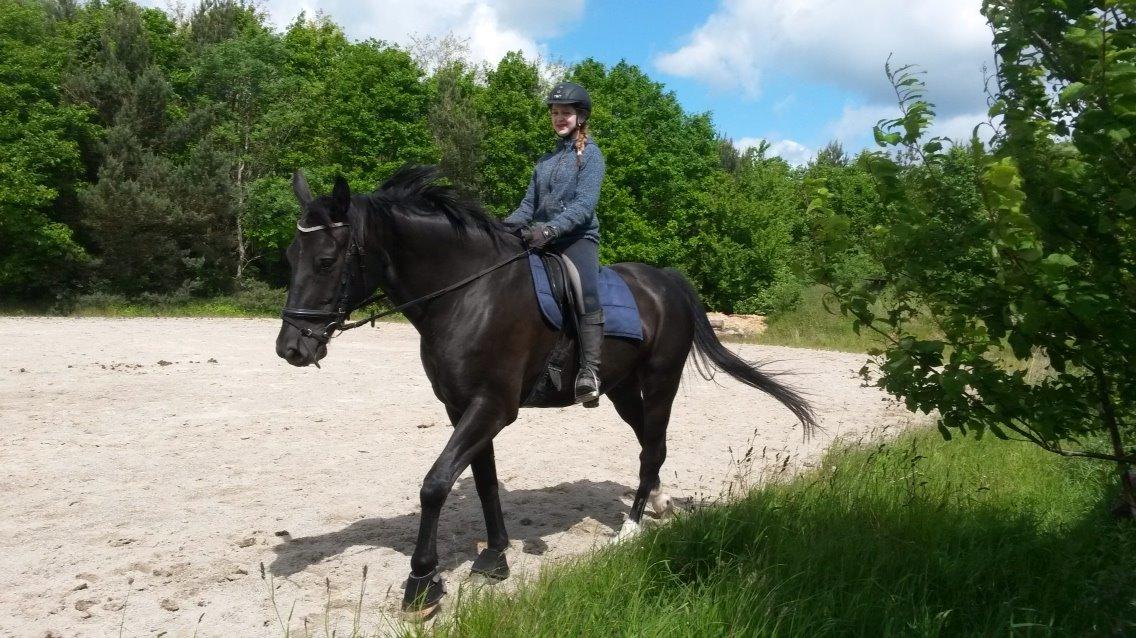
[557, 255, 585, 313]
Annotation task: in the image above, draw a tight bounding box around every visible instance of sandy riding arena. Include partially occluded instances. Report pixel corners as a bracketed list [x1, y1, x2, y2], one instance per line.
[1, 317, 915, 637]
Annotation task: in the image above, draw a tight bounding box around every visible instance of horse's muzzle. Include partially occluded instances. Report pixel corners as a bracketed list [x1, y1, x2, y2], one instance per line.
[276, 324, 327, 367]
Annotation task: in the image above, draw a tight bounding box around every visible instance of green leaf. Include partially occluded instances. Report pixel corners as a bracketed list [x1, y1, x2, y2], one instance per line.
[1116, 190, 1136, 211]
[1041, 253, 1078, 267]
[986, 160, 1019, 189]
[1059, 82, 1087, 104]
[937, 421, 953, 440]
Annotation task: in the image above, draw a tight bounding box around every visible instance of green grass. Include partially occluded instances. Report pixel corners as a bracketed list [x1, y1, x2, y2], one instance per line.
[750, 285, 938, 353]
[66, 296, 282, 318]
[0, 286, 287, 318]
[751, 285, 878, 351]
[431, 431, 1135, 637]
[0, 287, 410, 322]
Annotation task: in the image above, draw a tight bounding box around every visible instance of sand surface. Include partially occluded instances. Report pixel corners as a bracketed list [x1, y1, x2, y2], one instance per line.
[1, 317, 915, 637]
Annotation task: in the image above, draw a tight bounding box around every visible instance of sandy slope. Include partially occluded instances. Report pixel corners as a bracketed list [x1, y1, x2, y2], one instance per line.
[0, 318, 915, 637]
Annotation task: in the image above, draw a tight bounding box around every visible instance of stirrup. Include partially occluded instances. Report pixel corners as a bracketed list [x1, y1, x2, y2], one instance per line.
[575, 368, 600, 407]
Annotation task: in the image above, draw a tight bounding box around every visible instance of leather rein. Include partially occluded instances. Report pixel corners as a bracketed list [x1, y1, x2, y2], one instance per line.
[281, 220, 533, 344]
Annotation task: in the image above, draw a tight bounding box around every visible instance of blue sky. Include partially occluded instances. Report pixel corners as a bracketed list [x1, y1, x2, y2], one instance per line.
[142, 0, 996, 164]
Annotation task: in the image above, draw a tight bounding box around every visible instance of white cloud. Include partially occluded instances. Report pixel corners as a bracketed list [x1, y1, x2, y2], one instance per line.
[656, 0, 993, 116]
[492, 0, 585, 38]
[768, 139, 814, 165]
[931, 111, 996, 144]
[828, 104, 899, 143]
[733, 137, 766, 152]
[141, 0, 583, 67]
[734, 136, 814, 165]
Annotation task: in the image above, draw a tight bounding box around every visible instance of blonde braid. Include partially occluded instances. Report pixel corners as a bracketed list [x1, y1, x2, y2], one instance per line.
[575, 118, 589, 167]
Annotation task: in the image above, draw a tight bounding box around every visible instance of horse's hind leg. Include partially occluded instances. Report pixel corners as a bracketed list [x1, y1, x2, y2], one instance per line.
[608, 368, 682, 540]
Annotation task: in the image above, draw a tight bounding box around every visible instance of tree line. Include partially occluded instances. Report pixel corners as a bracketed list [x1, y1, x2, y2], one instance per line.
[2, 0, 918, 313]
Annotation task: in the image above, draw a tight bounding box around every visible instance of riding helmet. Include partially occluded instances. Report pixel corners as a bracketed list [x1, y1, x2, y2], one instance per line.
[546, 82, 592, 117]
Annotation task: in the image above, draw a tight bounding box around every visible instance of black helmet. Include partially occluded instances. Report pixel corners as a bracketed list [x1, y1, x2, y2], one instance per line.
[546, 82, 591, 115]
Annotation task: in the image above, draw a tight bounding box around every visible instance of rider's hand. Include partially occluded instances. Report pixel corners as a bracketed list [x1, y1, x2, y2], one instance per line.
[501, 220, 526, 237]
[523, 223, 558, 248]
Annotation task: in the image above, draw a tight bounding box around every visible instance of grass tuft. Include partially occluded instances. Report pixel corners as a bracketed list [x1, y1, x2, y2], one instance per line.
[750, 285, 938, 353]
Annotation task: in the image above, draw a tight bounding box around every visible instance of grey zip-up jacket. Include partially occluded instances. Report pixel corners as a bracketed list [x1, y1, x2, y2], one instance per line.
[504, 134, 605, 244]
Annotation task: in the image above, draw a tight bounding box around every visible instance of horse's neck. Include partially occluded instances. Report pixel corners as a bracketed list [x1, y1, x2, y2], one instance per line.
[367, 210, 511, 324]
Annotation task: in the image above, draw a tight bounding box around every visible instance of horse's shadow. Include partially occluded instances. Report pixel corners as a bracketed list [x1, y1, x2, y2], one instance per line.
[269, 478, 632, 577]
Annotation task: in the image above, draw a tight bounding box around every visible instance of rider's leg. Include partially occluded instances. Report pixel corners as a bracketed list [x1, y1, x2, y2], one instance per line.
[561, 238, 603, 404]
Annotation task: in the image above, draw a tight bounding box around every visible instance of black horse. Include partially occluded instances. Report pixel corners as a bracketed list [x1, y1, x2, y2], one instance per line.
[276, 166, 817, 616]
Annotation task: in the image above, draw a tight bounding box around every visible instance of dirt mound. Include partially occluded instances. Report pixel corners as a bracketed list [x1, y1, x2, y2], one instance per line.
[706, 312, 767, 338]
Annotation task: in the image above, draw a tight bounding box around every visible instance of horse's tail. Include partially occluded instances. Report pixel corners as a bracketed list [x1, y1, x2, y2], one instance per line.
[663, 268, 819, 438]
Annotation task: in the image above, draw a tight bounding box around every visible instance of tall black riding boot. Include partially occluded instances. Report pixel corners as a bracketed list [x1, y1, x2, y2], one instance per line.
[575, 309, 604, 406]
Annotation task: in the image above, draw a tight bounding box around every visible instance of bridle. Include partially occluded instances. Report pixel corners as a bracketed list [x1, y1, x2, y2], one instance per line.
[280, 220, 373, 344]
[281, 219, 533, 345]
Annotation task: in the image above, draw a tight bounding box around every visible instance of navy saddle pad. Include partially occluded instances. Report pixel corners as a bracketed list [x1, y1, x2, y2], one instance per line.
[528, 254, 643, 341]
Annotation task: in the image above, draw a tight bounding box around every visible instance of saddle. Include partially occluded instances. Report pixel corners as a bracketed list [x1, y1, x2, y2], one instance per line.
[521, 253, 642, 408]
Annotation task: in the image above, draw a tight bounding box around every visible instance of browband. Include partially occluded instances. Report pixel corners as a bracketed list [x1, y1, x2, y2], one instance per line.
[296, 221, 348, 233]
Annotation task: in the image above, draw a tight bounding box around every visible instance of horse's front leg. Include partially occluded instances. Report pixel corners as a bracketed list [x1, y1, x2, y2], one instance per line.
[444, 405, 511, 581]
[403, 399, 509, 616]
[468, 441, 510, 579]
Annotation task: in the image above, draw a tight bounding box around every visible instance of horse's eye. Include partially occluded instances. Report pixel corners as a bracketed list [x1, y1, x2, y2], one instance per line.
[318, 257, 336, 271]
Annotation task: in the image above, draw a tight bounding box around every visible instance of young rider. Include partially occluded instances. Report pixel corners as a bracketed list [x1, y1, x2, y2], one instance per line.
[504, 81, 606, 405]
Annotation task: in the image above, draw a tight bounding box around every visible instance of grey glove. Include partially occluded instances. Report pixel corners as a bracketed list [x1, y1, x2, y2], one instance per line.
[523, 223, 558, 248]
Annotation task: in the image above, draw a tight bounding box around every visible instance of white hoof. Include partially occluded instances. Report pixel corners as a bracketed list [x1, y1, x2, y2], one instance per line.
[613, 519, 641, 544]
[649, 487, 674, 517]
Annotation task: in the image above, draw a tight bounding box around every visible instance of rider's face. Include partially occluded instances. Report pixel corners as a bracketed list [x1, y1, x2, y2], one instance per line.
[549, 105, 578, 136]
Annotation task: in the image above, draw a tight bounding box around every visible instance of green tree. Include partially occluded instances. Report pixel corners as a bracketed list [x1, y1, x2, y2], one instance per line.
[802, 144, 887, 289]
[410, 34, 486, 198]
[241, 15, 437, 267]
[186, 0, 281, 281]
[0, 0, 92, 297]
[476, 51, 550, 216]
[428, 61, 486, 198]
[71, 1, 235, 295]
[816, 3, 1136, 515]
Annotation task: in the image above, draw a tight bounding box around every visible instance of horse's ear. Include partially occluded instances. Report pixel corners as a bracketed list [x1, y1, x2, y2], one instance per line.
[292, 170, 313, 209]
[331, 175, 351, 218]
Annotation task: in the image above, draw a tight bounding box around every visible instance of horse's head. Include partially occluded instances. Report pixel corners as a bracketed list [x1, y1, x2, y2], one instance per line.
[276, 170, 358, 367]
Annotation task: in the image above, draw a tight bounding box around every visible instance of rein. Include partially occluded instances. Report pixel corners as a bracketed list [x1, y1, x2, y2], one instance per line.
[282, 222, 532, 344]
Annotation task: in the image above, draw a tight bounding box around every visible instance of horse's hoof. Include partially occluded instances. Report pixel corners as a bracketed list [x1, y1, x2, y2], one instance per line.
[402, 569, 445, 620]
[470, 547, 510, 580]
[612, 519, 641, 544]
[649, 488, 674, 517]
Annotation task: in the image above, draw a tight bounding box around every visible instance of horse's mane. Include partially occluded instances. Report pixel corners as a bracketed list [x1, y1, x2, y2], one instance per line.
[366, 165, 504, 239]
